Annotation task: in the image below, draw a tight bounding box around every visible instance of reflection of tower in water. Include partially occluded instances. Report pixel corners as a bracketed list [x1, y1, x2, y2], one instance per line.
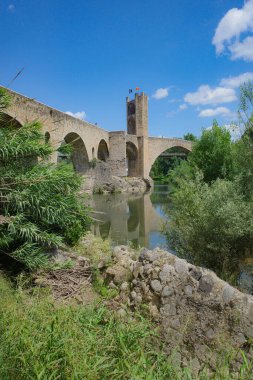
[91, 191, 165, 248]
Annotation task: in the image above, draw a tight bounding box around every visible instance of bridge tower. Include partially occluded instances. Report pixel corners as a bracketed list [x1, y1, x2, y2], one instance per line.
[126, 93, 149, 177]
[126, 92, 148, 137]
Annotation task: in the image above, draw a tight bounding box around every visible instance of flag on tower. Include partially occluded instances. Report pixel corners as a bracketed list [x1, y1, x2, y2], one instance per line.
[135, 87, 140, 91]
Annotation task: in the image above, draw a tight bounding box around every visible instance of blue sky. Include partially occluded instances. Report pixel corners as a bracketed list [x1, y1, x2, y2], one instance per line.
[1, 0, 253, 137]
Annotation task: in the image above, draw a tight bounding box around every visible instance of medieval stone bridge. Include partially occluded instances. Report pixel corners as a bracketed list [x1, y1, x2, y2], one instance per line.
[1, 87, 192, 177]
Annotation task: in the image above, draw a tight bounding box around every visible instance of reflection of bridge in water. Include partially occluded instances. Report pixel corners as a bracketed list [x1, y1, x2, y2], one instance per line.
[91, 190, 166, 248]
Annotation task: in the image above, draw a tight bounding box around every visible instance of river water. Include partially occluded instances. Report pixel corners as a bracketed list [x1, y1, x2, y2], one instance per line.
[91, 182, 169, 249]
[90, 182, 253, 294]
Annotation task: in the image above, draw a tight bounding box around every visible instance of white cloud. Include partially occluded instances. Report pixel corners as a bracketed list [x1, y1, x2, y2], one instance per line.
[152, 87, 169, 100]
[220, 72, 253, 88]
[184, 85, 237, 106]
[8, 4, 15, 12]
[229, 36, 253, 61]
[65, 111, 86, 120]
[212, 0, 253, 61]
[179, 103, 187, 110]
[199, 107, 232, 118]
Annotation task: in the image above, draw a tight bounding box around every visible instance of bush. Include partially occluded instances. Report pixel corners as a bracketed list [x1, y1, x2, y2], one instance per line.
[167, 175, 253, 279]
[165, 84, 253, 282]
[0, 88, 90, 269]
[189, 121, 233, 183]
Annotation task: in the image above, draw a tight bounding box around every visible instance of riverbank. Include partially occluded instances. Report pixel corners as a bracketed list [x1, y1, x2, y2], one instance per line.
[1, 234, 252, 379]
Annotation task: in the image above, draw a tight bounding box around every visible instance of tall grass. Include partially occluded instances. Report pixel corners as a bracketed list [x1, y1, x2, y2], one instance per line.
[0, 275, 179, 380]
[0, 275, 252, 380]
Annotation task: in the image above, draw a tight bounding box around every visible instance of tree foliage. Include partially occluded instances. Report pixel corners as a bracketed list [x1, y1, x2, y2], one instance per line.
[183, 132, 197, 142]
[167, 176, 253, 279]
[166, 83, 253, 285]
[189, 121, 233, 183]
[0, 88, 90, 269]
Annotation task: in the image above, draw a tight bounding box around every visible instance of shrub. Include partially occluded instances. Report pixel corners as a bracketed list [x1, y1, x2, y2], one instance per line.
[0, 88, 90, 269]
[167, 176, 253, 280]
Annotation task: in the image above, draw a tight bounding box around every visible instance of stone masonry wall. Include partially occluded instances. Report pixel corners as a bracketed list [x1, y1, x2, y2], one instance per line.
[105, 246, 253, 375]
[108, 131, 127, 177]
[2, 87, 110, 164]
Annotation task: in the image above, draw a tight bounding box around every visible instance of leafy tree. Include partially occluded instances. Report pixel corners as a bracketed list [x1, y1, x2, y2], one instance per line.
[183, 132, 197, 142]
[233, 81, 253, 198]
[189, 121, 233, 183]
[0, 88, 90, 269]
[167, 175, 253, 280]
[239, 81, 253, 131]
[165, 83, 253, 285]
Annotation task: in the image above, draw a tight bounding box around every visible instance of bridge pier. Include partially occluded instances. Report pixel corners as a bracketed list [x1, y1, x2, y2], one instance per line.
[108, 131, 127, 177]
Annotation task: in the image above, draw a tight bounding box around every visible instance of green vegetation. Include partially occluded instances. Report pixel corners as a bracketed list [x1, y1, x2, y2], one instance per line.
[0, 275, 180, 380]
[89, 157, 98, 169]
[2, 86, 253, 379]
[0, 275, 252, 380]
[165, 83, 253, 283]
[183, 132, 198, 142]
[0, 88, 90, 269]
[189, 121, 233, 183]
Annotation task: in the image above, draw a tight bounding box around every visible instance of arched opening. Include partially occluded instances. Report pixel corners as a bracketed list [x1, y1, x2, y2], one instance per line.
[0, 113, 40, 167]
[45, 132, 50, 143]
[97, 139, 109, 161]
[0, 113, 22, 129]
[150, 146, 190, 180]
[92, 147, 95, 159]
[127, 116, 136, 135]
[126, 141, 138, 177]
[57, 132, 89, 174]
[128, 102, 135, 116]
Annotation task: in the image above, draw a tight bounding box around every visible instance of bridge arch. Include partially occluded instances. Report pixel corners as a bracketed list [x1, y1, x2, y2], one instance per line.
[58, 132, 89, 174]
[0, 112, 23, 129]
[45, 131, 50, 143]
[128, 116, 136, 135]
[97, 139, 109, 161]
[126, 141, 138, 177]
[148, 138, 192, 176]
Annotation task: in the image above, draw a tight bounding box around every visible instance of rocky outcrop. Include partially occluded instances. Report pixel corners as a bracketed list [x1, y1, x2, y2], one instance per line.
[105, 246, 253, 374]
[94, 176, 151, 194]
[80, 161, 152, 194]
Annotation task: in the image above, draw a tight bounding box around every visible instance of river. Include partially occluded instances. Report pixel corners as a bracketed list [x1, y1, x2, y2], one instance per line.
[91, 182, 169, 249]
[90, 182, 253, 294]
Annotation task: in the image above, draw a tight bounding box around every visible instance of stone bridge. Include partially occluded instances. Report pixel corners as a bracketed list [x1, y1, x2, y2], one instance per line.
[0, 87, 192, 178]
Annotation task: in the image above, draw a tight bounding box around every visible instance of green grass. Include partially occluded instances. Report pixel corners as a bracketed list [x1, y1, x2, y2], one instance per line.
[0, 275, 180, 380]
[75, 232, 113, 266]
[0, 274, 252, 380]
